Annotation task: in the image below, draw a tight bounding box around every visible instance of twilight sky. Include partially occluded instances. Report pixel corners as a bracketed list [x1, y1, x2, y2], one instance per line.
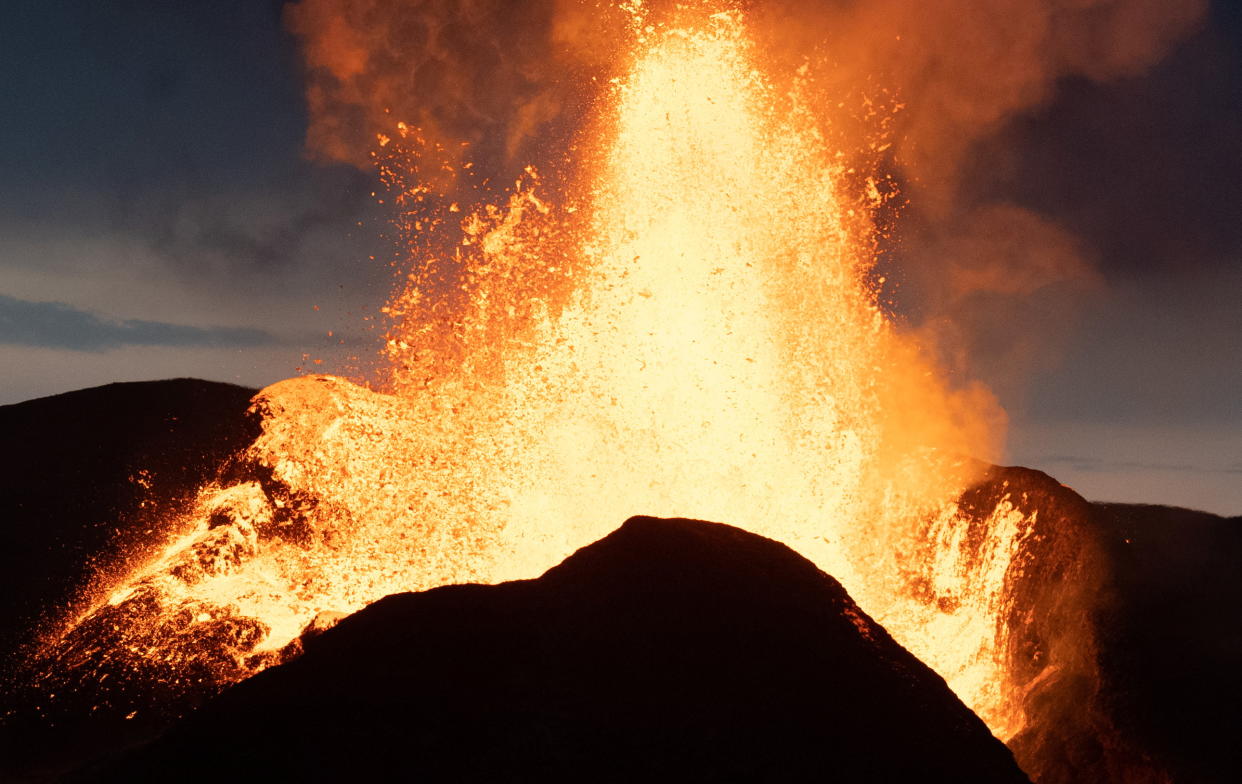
[1, 0, 1238, 514]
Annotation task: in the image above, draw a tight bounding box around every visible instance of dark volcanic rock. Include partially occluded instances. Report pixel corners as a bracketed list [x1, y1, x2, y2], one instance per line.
[0, 379, 258, 781]
[93, 517, 1029, 783]
[1091, 503, 1242, 783]
[955, 465, 1118, 782]
[961, 466, 1242, 783]
[0, 378, 258, 662]
[5, 377, 1234, 782]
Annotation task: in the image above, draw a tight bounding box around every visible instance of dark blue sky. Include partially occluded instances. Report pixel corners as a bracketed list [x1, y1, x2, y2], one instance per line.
[0, 0, 389, 402]
[3, 3, 297, 195]
[1, 0, 1238, 512]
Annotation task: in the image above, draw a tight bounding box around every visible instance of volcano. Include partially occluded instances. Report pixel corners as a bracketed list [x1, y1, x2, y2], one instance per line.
[87, 515, 1030, 782]
[1, 379, 1238, 783]
[3, 6, 1234, 783]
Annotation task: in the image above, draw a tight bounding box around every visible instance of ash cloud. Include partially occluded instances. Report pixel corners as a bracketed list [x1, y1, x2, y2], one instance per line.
[0, 294, 278, 352]
[283, 0, 1209, 410]
[283, 0, 1206, 188]
[744, 0, 1207, 404]
[752, 0, 1207, 205]
[283, 0, 616, 174]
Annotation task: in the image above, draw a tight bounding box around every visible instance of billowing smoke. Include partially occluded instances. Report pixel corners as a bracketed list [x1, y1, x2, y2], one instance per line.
[753, 0, 1206, 199]
[749, 0, 1206, 405]
[283, 0, 627, 175]
[284, 0, 1204, 175]
[283, 0, 1206, 412]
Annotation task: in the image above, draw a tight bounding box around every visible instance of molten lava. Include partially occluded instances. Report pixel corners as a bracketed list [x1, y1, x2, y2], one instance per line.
[34, 3, 1039, 748]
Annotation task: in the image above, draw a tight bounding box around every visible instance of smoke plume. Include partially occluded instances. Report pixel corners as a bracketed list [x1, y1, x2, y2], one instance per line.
[283, 0, 626, 174]
[284, 0, 1206, 410]
[285, 0, 1204, 176]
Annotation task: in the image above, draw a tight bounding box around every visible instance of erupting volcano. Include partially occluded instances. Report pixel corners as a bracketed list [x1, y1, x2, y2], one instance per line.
[3, 2, 1234, 783]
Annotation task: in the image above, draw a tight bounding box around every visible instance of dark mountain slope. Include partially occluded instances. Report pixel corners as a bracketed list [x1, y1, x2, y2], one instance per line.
[1091, 502, 1242, 782]
[91, 516, 1030, 783]
[0, 379, 257, 662]
[2, 379, 1236, 782]
[969, 467, 1242, 783]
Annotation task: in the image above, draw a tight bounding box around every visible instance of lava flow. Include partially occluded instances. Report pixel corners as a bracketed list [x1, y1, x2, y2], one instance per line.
[31, 3, 1045, 750]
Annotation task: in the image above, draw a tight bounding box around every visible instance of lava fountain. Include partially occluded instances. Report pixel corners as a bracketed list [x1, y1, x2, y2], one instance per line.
[29, 4, 1041, 750]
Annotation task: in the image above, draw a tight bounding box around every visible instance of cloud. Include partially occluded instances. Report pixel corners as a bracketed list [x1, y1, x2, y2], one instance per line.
[1038, 455, 1190, 473]
[118, 165, 383, 278]
[1036, 454, 1242, 476]
[0, 294, 279, 352]
[1019, 266, 1242, 428]
[1009, 418, 1242, 514]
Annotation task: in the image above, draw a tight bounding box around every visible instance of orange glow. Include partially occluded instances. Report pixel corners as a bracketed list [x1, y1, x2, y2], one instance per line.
[37, 4, 1035, 746]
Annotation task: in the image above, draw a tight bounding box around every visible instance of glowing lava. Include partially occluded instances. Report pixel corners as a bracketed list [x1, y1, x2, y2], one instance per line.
[34, 5, 1035, 746]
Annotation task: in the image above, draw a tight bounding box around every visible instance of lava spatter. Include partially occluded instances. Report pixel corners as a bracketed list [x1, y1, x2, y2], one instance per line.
[27, 7, 1062, 751]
